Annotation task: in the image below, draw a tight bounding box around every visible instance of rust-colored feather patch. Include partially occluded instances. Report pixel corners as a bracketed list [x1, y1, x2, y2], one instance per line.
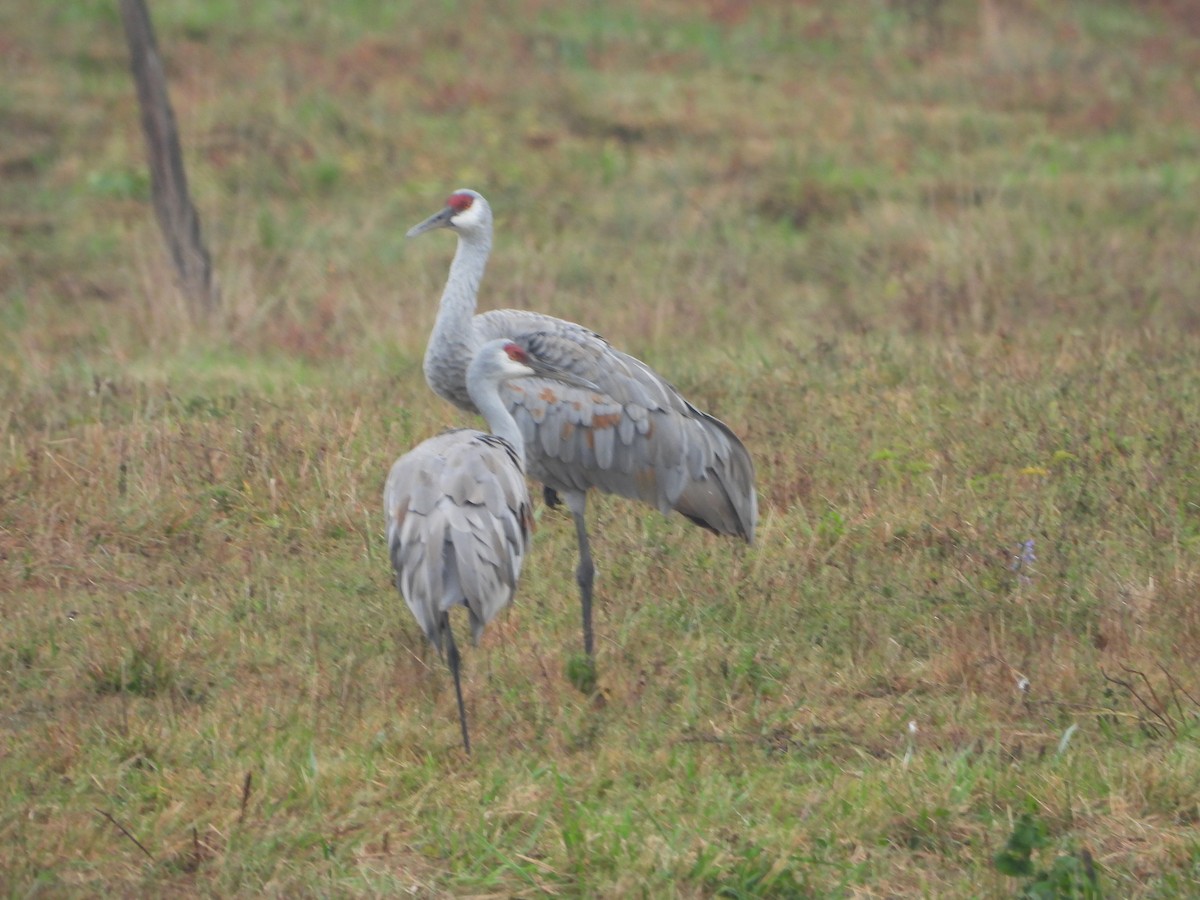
[392, 498, 409, 529]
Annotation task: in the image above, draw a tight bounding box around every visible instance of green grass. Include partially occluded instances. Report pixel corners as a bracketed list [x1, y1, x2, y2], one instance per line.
[4, 0, 1200, 894]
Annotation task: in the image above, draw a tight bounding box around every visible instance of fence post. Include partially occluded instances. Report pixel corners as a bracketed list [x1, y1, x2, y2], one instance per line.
[119, 0, 219, 317]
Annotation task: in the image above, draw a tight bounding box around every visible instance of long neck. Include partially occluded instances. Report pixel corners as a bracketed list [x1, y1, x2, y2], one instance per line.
[470, 378, 525, 469]
[424, 230, 492, 409]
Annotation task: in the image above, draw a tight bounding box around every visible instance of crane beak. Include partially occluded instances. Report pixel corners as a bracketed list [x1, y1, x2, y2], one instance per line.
[406, 206, 455, 238]
[525, 356, 601, 394]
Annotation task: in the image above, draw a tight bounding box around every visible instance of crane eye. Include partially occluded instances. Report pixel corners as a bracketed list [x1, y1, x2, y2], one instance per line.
[504, 343, 529, 364]
[447, 193, 474, 213]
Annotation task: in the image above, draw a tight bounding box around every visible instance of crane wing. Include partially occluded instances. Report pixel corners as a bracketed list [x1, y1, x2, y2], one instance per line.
[384, 429, 534, 654]
[475, 309, 757, 542]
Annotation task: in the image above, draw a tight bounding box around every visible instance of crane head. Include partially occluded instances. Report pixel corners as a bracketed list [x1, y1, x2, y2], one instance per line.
[502, 341, 532, 367]
[406, 189, 491, 238]
[467, 339, 535, 389]
[470, 339, 601, 393]
[508, 340, 602, 393]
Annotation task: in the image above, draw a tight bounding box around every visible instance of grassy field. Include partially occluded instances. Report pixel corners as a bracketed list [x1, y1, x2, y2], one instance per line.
[4, 0, 1200, 894]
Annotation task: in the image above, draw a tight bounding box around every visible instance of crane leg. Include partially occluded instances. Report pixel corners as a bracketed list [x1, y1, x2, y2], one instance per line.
[443, 617, 471, 754]
[566, 494, 595, 658]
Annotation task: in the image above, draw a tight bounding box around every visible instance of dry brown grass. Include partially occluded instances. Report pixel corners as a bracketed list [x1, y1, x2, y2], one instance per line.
[3, 0, 1200, 895]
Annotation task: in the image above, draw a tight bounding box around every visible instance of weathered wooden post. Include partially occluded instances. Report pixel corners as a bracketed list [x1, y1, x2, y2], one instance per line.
[119, 0, 219, 317]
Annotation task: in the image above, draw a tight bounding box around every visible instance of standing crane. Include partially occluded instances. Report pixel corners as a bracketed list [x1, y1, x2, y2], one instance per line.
[406, 189, 758, 668]
[384, 338, 594, 753]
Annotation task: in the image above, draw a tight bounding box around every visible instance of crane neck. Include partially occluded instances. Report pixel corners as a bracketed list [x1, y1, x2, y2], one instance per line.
[440, 229, 490, 327]
[469, 377, 525, 470]
[423, 228, 492, 410]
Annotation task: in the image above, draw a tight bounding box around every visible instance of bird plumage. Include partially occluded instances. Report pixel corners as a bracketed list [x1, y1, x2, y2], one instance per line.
[408, 189, 758, 661]
[384, 338, 583, 752]
[385, 428, 531, 655]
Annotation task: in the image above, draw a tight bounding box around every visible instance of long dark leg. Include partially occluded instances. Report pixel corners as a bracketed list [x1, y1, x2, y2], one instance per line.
[565, 492, 595, 658]
[443, 616, 471, 754]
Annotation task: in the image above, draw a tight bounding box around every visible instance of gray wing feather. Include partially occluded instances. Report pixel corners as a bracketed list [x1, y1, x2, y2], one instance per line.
[538, 403, 563, 460]
[384, 429, 533, 654]
[470, 309, 756, 542]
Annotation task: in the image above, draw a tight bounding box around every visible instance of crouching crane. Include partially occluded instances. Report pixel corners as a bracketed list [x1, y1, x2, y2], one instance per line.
[384, 338, 594, 753]
[406, 189, 758, 666]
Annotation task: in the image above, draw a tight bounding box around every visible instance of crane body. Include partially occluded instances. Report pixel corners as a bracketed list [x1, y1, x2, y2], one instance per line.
[408, 190, 758, 662]
[385, 338, 590, 752]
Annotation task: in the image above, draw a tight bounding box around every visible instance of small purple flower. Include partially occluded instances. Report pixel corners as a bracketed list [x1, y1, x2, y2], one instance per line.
[1019, 539, 1036, 566]
[1012, 539, 1036, 584]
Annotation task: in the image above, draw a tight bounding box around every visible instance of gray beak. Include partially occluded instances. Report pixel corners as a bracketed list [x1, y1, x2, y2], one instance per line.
[526, 355, 601, 394]
[406, 206, 455, 238]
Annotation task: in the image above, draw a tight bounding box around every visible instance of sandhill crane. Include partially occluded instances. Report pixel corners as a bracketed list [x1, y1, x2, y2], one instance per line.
[384, 338, 594, 753]
[406, 189, 758, 666]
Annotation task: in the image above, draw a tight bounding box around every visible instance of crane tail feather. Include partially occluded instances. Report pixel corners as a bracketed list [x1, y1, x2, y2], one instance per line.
[670, 413, 757, 544]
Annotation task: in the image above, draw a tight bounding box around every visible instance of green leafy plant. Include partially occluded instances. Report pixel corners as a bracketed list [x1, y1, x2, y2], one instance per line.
[995, 813, 1102, 899]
